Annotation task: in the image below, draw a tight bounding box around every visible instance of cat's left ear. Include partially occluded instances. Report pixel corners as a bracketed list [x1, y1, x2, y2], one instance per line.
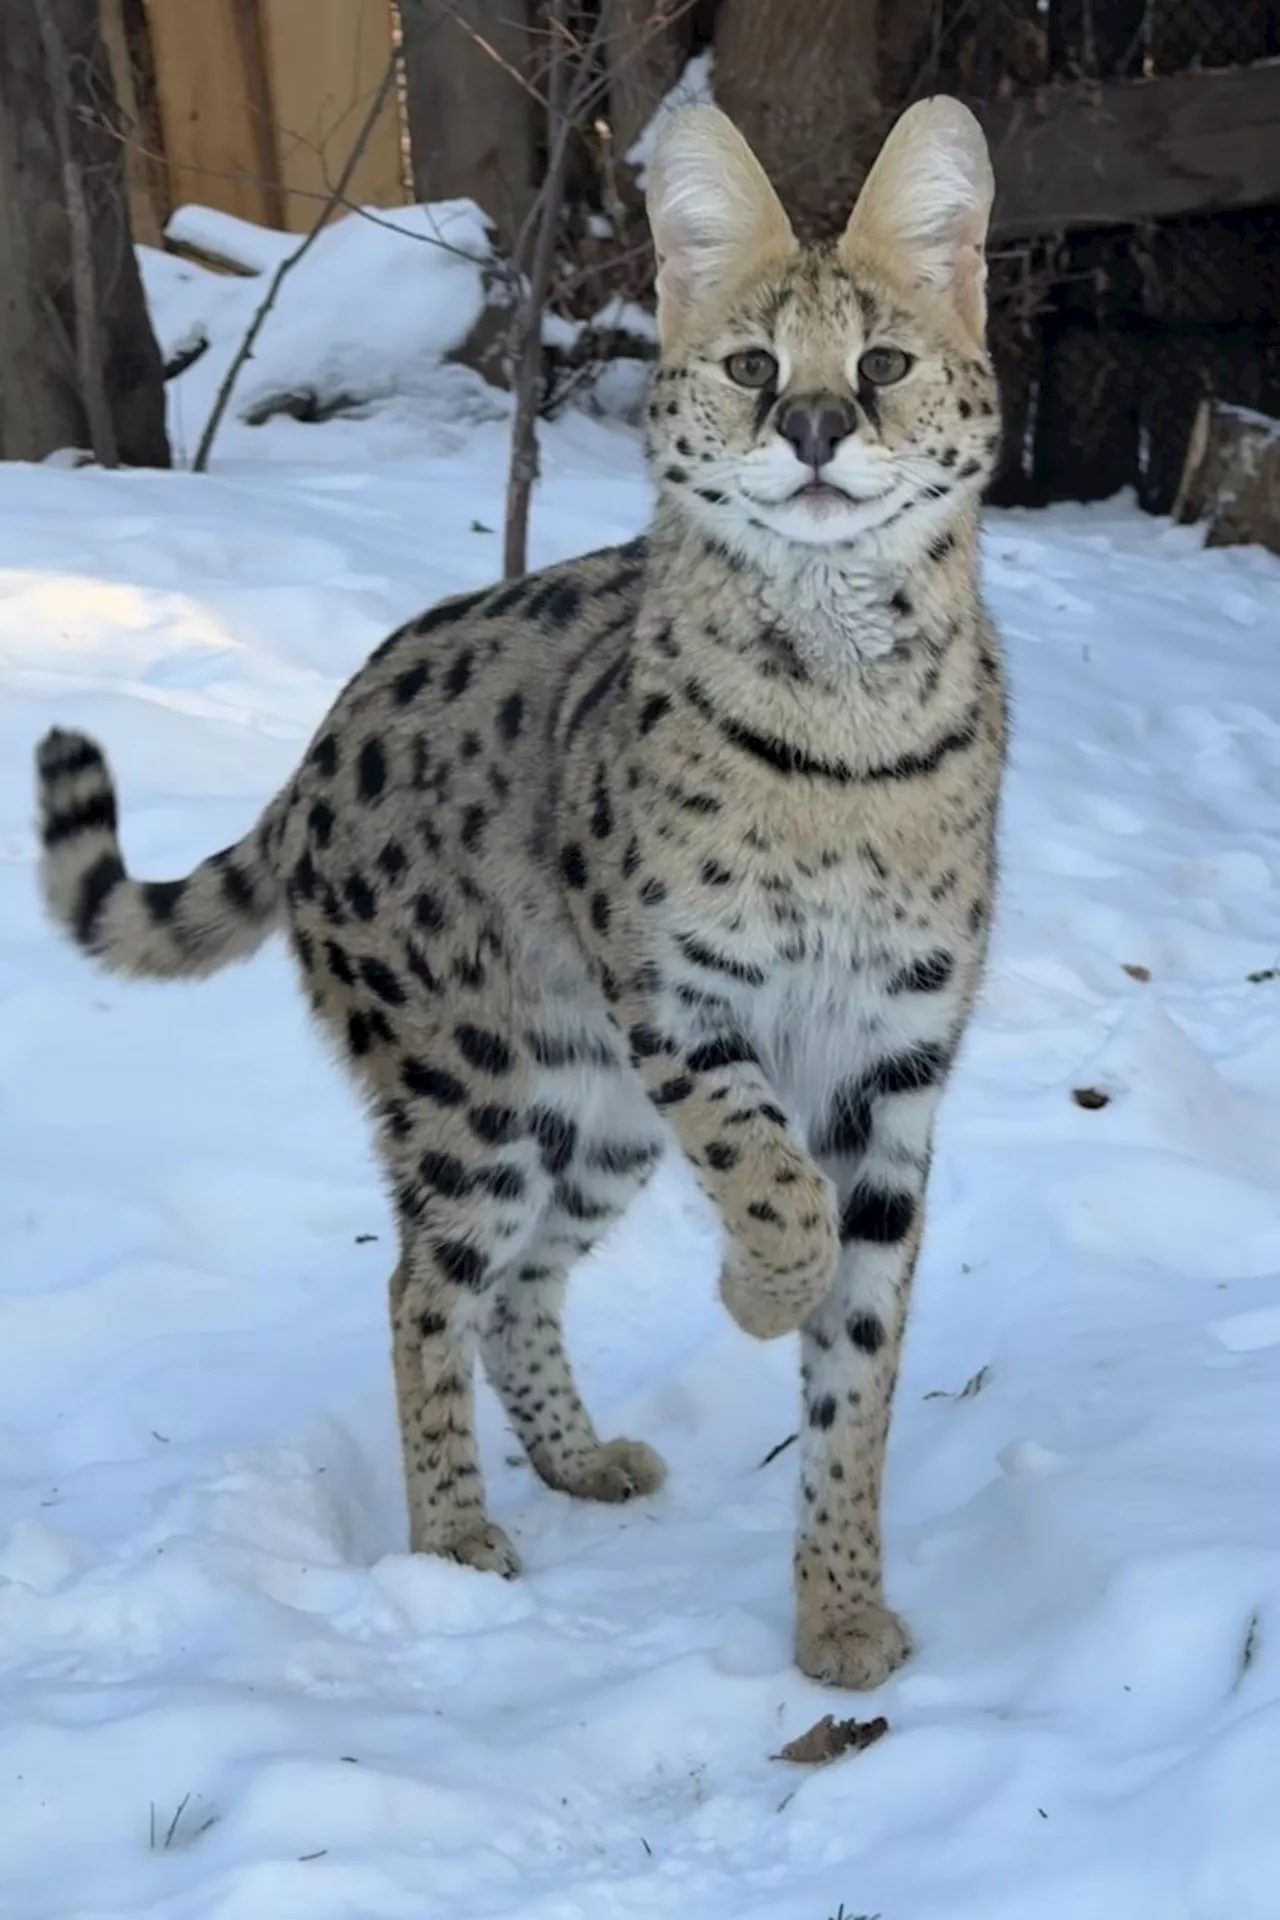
[841, 97, 994, 341]
[646, 106, 796, 346]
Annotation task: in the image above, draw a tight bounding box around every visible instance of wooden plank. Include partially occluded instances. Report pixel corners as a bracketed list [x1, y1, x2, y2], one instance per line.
[984, 58, 1280, 240]
[144, 0, 282, 226]
[258, 0, 406, 232]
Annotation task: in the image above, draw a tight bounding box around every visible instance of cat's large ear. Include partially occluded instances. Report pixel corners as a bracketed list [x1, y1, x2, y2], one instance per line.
[646, 106, 795, 346]
[841, 97, 994, 340]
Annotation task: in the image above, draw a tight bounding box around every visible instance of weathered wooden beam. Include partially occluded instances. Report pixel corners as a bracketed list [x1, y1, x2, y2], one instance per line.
[983, 58, 1280, 240]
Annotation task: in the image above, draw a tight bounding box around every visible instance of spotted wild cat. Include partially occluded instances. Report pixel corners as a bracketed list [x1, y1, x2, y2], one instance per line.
[36, 95, 1005, 1688]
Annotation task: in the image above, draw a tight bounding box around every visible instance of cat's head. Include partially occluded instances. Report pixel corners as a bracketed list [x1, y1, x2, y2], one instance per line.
[644, 97, 1000, 558]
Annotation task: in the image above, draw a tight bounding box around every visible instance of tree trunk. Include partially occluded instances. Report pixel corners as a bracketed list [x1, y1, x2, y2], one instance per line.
[0, 0, 169, 466]
[606, 0, 686, 159]
[398, 0, 535, 252]
[713, 0, 883, 237]
[1173, 396, 1280, 557]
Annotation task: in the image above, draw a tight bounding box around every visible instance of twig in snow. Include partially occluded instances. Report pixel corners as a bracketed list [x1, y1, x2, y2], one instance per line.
[164, 1793, 191, 1848]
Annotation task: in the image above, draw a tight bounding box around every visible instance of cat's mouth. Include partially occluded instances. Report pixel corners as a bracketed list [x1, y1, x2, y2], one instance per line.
[788, 479, 890, 511]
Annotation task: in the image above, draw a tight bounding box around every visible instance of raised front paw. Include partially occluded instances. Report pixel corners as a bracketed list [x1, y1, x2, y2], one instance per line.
[796, 1600, 912, 1691]
[718, 1142, 838, 1340]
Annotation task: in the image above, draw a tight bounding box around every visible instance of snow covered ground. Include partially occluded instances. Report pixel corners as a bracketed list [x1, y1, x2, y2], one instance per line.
[3, 231, 1280, 1919]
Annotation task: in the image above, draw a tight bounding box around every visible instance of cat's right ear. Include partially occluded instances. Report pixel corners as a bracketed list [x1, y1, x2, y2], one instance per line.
[646, 107, 795, 347]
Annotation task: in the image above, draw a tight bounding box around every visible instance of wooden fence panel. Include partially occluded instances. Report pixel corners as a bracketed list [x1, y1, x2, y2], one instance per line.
[144, 0, 282, 226]
[258, 0, 406, 231]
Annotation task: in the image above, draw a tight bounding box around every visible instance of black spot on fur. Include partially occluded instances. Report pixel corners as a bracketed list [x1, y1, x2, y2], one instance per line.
[142, 878, 184, 922]
[357, 738, 388, 803]
[469, 1103, 520, 1145]
[628, 1023, 668, 1061]
[591, 764, 613, 839]
[748, 1198, 783, 1226]
[419, 1150, 473, 1199]
[392, 661, 430, 706]
[560, 843, 588, 890]
[862, 712, 978, 785]
[343, 872, 377, 921]
[443, 651, 473, 700]
[214, 853, 255, 915]
[498, 693, 524, 742]
[308, 799, 335, 848]
[325, 938, 355, 983]
[686, 1034, 757, 1074]
[684, 676, 855, 784]
[529, 579, 582, 628]
[434, 1239, 488, 1290]
[847, 1312, 886, 1353]
[486, 580, 529, 618]
[590, 891, 611, 934]
[75, 852, 124, 947]
[888, 950, 953, 994]
[455, 1024, 512, 1075]
[809, 1394, 837, 1430]
[402, 1057, 467, 1106]
[359, 956, 407, 1006]
[585, 1139, 660, 1176]
[290, 851, 317, 902]
[840, 1185, 916, 1244]
[637, 692, 671, 735]
[817, 1080, 872, 1158]
[873, 1042, 949, 1095]
[529, 1106, 577, 1175]
[676, 932, 766, 986]
[310, 732, 338, 776]
[44, 787, 117, 846]
[414, 890, 446, 935]
[477, 1162, 526, 1202]
[564, 650, 628, 745]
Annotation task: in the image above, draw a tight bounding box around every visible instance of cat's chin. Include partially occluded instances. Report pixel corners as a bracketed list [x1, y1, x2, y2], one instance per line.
[741, 487, 895, 549]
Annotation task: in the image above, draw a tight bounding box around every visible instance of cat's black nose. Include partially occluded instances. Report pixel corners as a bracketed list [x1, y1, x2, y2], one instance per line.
[777, 395, 857, 470]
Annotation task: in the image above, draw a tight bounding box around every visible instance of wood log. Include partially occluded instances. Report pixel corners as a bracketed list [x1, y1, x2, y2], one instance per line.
[1172, 397, 1280, 557]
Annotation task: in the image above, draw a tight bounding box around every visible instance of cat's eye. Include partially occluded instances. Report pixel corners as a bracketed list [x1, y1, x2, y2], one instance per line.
[858, 346, 913, 386]
[724, 348, 778, 389]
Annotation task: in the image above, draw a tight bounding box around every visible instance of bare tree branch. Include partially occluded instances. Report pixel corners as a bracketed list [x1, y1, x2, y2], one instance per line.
[192, 49, 400, 474]
[503, 0, 575, 580]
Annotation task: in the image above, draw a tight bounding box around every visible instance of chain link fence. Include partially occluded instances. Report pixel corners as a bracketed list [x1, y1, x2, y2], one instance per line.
[970, 0, 1280, 511]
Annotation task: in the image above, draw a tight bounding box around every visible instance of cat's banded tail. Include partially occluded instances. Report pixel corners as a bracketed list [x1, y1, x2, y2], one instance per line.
[35, 727, 289, 980]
